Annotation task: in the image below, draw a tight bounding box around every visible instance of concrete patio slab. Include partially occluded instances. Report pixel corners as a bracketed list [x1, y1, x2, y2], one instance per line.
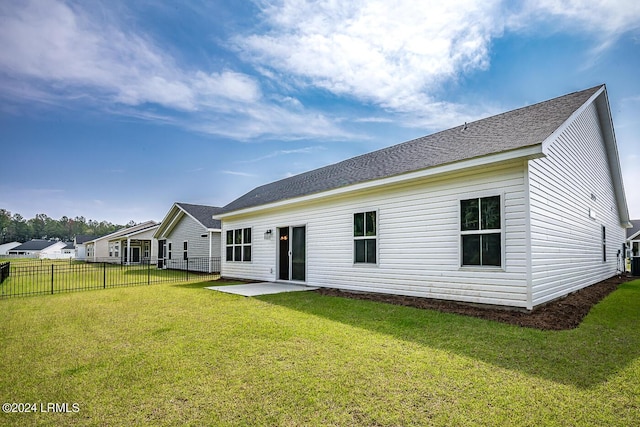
[205, 282, 319, 296]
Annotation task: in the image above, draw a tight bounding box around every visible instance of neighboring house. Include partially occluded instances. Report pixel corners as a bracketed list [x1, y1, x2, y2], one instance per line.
[74, 235, 97, 260]
[7, 239, 68, 258]
[627, 220, 640, 266]
[85, 221, 159, 264]
[61, 242, 75, 259]
[215, 85, 631, 310]
[0, 242, 21, 256]
[154, 202, 222, 273]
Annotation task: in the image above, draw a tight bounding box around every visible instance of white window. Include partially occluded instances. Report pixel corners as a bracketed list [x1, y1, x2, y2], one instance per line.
[114, 242, 119, 258]
[183, 241, 188, 260]
[354, 211, 377, 264]
[226, 228, 252, 262]
[460, 195, 502, 267]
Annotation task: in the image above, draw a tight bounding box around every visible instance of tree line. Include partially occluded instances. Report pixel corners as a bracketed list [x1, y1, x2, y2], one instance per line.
[0, 209, 132, 244]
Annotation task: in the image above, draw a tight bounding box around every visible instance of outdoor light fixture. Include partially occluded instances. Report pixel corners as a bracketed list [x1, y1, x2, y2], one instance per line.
[264, 229, 273, 240]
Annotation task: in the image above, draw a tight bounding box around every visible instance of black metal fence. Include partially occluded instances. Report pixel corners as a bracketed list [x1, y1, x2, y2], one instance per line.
[0, 257, 220, 299]
[0, 262, 9, 284]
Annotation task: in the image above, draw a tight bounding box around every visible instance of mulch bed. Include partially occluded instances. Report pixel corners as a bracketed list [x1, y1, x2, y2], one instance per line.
[315, 275, 633, 330]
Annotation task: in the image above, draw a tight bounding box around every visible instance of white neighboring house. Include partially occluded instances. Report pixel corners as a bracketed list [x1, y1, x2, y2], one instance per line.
[74, 235, 97, 261]
[0, 242, 21, 256]
[627, 220, 640, 272]
[7, 239, 68, 258]
[61, 242, 76, 259]
[154, 202, 222, 273]
[215, 85, 631, 310]
[85, 221, 159, 264]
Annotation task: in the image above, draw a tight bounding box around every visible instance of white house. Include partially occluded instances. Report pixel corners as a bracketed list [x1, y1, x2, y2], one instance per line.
[627, 220, 640, 273]
[74, 235, 97, 260]
[85, 221, 159, 264]
[7, 239, 68, 258]
[0, 242, 21, 256]
[154, 202, 222, 273]
[215, 85, 631, 310]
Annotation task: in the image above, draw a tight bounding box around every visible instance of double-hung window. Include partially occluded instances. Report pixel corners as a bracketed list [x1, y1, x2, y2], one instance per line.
[183, 241, 188, 260]
[460, 195, 502, 267]
[354, 211, 377, 264]
[226, 228, 252, 262]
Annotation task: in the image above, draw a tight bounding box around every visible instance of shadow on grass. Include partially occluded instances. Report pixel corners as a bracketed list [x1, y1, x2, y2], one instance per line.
[257, 280, 640, 389]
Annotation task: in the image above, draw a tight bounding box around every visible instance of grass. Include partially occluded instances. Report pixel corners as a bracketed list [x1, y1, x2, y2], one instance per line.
[0, 279, 639, 426]
[0, 259, 215, 297]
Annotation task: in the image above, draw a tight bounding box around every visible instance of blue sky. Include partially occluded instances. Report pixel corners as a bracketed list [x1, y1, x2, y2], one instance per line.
[1, 0, 639, 225]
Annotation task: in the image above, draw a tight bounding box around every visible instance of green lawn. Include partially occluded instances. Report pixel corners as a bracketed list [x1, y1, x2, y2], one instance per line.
[1, 279, 639, 426]
[0, 259, 215, 297]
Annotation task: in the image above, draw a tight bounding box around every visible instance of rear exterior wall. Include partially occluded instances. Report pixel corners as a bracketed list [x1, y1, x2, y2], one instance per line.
[222, 162, 530, 308]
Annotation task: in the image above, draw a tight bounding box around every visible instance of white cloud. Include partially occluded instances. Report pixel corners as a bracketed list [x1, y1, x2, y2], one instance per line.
[0, 1, 266, 112]
[0, 0, 353, 140]
[515, 0, 640, 51]
[220, 170, 257, 177]
[235, 0, 640, 129]
[235, 0, 505, 126]
[238, 145, 326, 163]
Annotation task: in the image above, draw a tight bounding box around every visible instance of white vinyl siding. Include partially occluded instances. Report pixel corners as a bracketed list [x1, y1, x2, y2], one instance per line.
[528, 102, 626, 307]
[222, 162, 529, 307]
[164, 213, 221, 272]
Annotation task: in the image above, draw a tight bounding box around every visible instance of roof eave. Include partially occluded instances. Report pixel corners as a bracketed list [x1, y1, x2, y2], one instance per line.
[216, 145, 545, 219]
[595, 88, 632, 228]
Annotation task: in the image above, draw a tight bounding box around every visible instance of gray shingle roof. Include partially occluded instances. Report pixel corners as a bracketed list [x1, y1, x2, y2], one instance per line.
[75, 235, 97, 244]
[10, 239, 59, 251]
[627, 220, 640, 240]
[220, 85, 602, 214]
[176, 203, 222, 229]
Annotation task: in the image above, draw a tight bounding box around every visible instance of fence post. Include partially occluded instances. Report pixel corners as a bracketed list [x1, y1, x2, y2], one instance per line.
[103, 262, 106, 289]
[51, 264, 54, 295]
[147, 260, 150, 285]
[186, 258, 189, 281]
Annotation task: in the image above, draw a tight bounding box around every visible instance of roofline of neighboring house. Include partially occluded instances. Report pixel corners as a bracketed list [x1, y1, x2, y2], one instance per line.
[117, 224, 160, 240]
[154, 203, 221, 239]
[628, 228, 640, 241]
[215, 144, 545, 220]
[154, 203, 197, 238]
[86, 220, 158, 244]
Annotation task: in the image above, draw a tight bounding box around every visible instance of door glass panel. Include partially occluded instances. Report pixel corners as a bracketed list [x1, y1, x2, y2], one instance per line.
[292, 226, 306, 281]
[278, 228, 289, 280]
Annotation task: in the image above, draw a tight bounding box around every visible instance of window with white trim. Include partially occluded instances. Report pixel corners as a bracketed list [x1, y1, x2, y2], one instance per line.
[183, 241, 188, 260]
[354, 211, 377, 264]
[226, 228, 252, 262]
[114, 242, 119, 258]
[460, 195, 502, 267]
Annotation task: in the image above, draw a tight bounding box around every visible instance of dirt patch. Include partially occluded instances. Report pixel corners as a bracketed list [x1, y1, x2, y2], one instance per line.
[315, 275, 633, 330]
